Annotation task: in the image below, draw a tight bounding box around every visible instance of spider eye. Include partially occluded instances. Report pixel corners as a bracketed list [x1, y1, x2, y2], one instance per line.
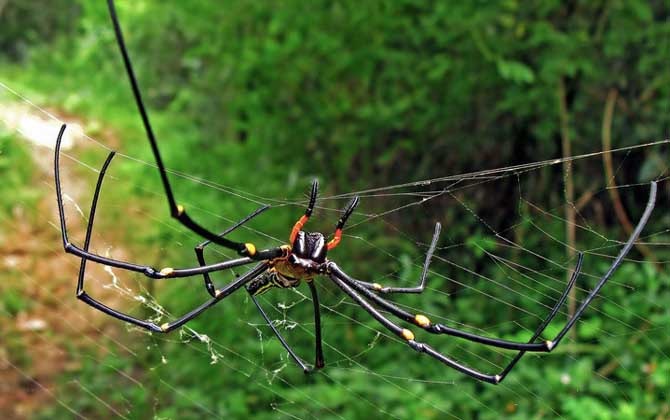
[293, 231, 307, 256]
[311, 235, 326, 262]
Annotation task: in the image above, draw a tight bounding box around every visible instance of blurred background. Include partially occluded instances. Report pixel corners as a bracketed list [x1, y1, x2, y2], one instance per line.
[0, 1, 669, 419]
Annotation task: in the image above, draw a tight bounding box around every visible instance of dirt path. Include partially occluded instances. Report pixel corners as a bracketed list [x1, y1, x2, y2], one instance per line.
[0, 104, 129, 419]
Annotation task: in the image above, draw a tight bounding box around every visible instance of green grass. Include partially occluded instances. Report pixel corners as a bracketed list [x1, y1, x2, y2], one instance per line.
[0, 132, 41, 217]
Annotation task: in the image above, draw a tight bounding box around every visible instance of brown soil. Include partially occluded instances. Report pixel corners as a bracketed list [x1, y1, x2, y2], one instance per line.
[0, 108, 131, 419]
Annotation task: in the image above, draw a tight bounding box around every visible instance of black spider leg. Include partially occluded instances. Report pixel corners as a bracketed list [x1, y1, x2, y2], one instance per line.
[544, 181, 656, 346]
[350, 222, 579, 351]
[305, 179, 319, 217]
[195, 205, 272, 297]
[71, 135, 269, 331]
[495, 180, 658, 379]
[326, 180, 656, 383]
[326, 264, 498, 383]
[332, 253, 581, 383]
[335, 252, 583, 352]
[106, 0, 282, 261]
[354, 222, 441, 294]
[248, 281, 325, 373]
[55, 124, 267, 279]
[495, 253, 582, 381]
[197, 179, 319, 297]
[309, 281, 326, 369]
[328, 259, 577, 384]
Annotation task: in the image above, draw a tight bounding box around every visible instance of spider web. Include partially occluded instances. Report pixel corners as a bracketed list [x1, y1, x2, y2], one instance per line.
[1, 82, 669, 419]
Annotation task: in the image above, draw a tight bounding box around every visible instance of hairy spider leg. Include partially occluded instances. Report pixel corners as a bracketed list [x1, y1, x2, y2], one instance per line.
[289, 179, 319, 243]
[106, 0, 283, 260]
[326, 195, 361, 250]
[327, 180, 656, 384]
[249, 281, 325, 373]
[55, 124, 260, 279]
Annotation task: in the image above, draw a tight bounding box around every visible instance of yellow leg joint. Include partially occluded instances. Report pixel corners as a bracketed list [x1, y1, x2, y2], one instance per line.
[244, 243, 257, 256]
[215, 289, 222, 298]
[372, 283, 383, 291]
[160, 267, 174, 276]
[414, 314, 431, 327]
[160, 323, 170, 331]
[176, 204, 185, 215]
[401, 328, 415, 341]
[280, 244, 292, 256]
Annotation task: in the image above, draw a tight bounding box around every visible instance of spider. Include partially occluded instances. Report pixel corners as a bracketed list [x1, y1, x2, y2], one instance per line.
[53, 0, 658, 384]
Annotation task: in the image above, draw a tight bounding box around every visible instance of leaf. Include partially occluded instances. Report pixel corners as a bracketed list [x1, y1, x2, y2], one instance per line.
[496, 59, 535, 83]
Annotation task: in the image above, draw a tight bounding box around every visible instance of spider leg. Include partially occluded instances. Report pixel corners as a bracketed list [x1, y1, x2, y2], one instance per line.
[308, 281, 326, 369]
[497, 182, 656, 380]
[72, 141, 269, 330]
[55, 124, 275, 280]
[329, 261, 573, 352]
[346, 221, 574, 351]
[326, 263, 499, 383]
[194, 205, 272, 297]
[355, 222, 441, 294]
[494, 257, 581, 380]
[289, 179, 319, 243]
[78, 260, 267, 333]
[333, 253, 579, 370]
[353, 178, 655, 350]
[326, 180, 656, 383]
[326, 195, 360, 250]
[106, 0, 284, 260]
[248, 281, 324, 373]
[540, 180, 657, 348]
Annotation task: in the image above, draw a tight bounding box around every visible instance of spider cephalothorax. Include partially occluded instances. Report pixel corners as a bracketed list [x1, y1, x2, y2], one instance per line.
[291, 231, 327, 265]
[270, 232, 327, 286]
[250, 183, 360, 295]
[54, 0, 659, 383]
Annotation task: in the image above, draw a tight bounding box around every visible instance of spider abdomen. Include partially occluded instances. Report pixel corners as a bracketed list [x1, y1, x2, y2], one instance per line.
[273, 259, 317, 283]
[246, 268, 302, 296]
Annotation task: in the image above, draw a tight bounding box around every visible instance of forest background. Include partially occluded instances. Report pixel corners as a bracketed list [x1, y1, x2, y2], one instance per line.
[0, 1, 668, 419]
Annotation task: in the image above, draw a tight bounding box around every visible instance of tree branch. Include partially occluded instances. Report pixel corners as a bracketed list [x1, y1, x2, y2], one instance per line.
[558, 78, 577, 343]
[601, 88, 660, 270]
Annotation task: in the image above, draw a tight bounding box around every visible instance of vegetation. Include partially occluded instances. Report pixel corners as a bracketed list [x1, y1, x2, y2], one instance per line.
[1, 1, 668, 418]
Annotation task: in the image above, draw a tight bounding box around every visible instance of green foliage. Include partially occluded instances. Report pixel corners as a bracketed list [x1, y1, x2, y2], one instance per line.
[0, 287, 30, 317]
[0, 0, 80, 62]
[0, 132, 40, 217]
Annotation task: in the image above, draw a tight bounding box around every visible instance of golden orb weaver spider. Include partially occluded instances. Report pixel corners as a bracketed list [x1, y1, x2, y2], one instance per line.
[54, 0, 658, 383]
